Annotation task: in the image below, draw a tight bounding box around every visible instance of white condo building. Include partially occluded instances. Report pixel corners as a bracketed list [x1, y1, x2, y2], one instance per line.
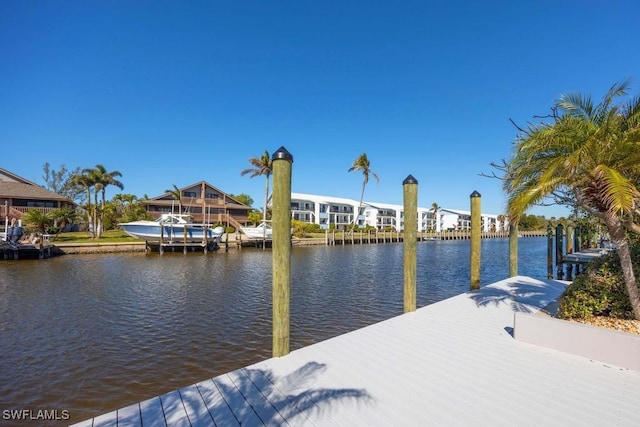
[290, 193, 506, 232]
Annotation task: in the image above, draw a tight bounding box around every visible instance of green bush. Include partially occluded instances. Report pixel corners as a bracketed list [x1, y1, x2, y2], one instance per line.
[557, 244, 639, 320]
[291, 220, 323, 237]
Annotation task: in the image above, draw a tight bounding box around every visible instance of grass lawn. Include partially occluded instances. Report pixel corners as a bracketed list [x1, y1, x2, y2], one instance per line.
[51, 229, 141, 244]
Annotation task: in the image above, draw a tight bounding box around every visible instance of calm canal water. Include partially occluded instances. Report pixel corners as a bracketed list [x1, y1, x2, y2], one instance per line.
[0, 237, 549, 424]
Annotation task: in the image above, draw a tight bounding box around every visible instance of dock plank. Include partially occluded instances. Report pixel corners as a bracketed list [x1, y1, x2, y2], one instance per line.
[237, 367, 316, 426]
[117, 402, 142, 427]
[196, 378, 239, 426]
[179, 384, 215, 427]
[159, 390, 190, 426]
[212, 373, 265, 426]
[92, 410, 117, 427]
[227, 369, 290, 426]
[139, 396, 166, 427]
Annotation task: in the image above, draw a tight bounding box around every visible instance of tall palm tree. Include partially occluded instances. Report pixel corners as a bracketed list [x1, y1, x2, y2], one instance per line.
[504, 79, 640, 319]
[83, 165, 124, 238]
[72, 169, 98, 237]
[241, 151, 272, 223]
[431, 202, 440, 232]
[70, 170, 93, 210]
[348, 153, 379, 231]
[165, 184, 183, 214]
[92, 164, 124, 210]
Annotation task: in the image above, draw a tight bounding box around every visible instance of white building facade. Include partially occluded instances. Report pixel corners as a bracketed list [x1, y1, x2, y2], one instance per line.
[290, 193, 364, 230]
[290, 193, 505, 232]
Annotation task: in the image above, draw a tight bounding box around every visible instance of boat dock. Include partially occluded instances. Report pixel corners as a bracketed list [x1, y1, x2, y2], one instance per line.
[0, 235, 52, 259]
[72, 276, 640, 426]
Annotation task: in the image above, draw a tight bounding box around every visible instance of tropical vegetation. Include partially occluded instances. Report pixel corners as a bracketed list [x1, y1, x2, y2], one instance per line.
[164, 184, 183, 215]
[68, 164, 124, 238]
[348, 153, 379, 232]
[502, 79, 640, 319]
[241, 150, 273, 224]
[558, 237, 640, 320]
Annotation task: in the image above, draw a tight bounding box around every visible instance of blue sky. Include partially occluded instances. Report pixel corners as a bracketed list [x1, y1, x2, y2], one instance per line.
[2, 1, 639, 218]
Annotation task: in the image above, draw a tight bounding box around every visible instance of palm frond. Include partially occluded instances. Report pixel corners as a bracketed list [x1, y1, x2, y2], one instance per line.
[592, 165, 640, 214]
[557, 92, 593, 119]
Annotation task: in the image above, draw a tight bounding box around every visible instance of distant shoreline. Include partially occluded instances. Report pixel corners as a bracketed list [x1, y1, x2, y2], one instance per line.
[49, 230, 550, 255]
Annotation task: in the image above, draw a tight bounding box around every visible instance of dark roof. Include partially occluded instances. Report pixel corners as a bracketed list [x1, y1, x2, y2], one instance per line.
[0, 181, 73, 202]
[147, 180, 251, 208]
[0, 168, 38, 185]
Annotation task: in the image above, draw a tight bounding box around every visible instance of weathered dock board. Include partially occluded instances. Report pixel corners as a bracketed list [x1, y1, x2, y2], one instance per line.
[72, 276, 640, 426]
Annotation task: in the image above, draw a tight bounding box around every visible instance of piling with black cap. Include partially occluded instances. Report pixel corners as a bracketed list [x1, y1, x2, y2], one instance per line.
[271, 146, 293, 357]
[470, 191, 481, 290]
[403, 175, 418, 313]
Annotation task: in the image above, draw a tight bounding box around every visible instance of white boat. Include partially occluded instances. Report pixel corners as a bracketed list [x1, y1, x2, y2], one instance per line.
[240, 221, 273, 240]
[119, 214, 225, 243]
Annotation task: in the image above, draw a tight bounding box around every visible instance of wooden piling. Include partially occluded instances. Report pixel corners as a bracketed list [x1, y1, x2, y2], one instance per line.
[547, 223, 553, 279]
[403, 175, 418, 313]
[565, 225, 574, 279]
[470, 191, 481, 290]
[555, 223, 564, 280]
[271, 146, 293, 358]
[509, 223, 518, 277]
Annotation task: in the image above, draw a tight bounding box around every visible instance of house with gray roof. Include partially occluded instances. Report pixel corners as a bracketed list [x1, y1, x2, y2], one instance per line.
[0, 168, 75, 222]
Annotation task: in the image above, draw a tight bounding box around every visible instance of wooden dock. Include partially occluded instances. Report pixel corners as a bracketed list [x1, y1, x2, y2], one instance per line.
[146, 241, 219, 254]
[72, 276, 640, 426]
[219, 230, 549, 249]
[0, 239, 52, 260]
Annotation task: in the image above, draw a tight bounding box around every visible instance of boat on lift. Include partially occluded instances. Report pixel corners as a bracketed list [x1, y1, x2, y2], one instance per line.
[240, 221, 273, 240]
[119, 214, 224, 243]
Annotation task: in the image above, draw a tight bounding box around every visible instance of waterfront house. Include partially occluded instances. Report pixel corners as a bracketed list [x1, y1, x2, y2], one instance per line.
[0, 168, 75, 223]
[142, 181, 252, 228]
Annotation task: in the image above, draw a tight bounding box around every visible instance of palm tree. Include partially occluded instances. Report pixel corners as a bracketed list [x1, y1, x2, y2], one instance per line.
[50, 206, 78, 237]
[165, 184, 183, 214]
[93, 164, 124, 210]
[22, 209, 52, 234]
[82, 165, 124, 238]
[497, 214, 506, 231]
[431, 202, 440, 232]
[72, 169, 98, 237]
[348, 153, 379, 231]
[241, 151, 272, 223]
[503, 79, 640, 319]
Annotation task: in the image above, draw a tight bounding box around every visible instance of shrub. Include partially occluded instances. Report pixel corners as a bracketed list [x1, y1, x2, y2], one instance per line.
[557, 244, 639, 320]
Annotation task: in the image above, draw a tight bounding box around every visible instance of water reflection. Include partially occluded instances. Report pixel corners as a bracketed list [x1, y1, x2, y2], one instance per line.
[0, 237, 548, 424]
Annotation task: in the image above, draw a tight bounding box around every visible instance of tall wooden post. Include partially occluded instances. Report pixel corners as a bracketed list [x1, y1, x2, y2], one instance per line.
[565, 225, 574, 279]
[470, 191, 481, 290]
[403, 175, 418, 313]
[271, 146, 293, 357]
[509, 222, 518, 277]
[547, 223, 553, 279]
[555, 223, 564, 280]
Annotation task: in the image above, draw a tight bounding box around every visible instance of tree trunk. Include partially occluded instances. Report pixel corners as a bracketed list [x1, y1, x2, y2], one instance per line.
[603, 212, 640, 320]
[352, 182, 366, 232]
[263, 176, 270, 223]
